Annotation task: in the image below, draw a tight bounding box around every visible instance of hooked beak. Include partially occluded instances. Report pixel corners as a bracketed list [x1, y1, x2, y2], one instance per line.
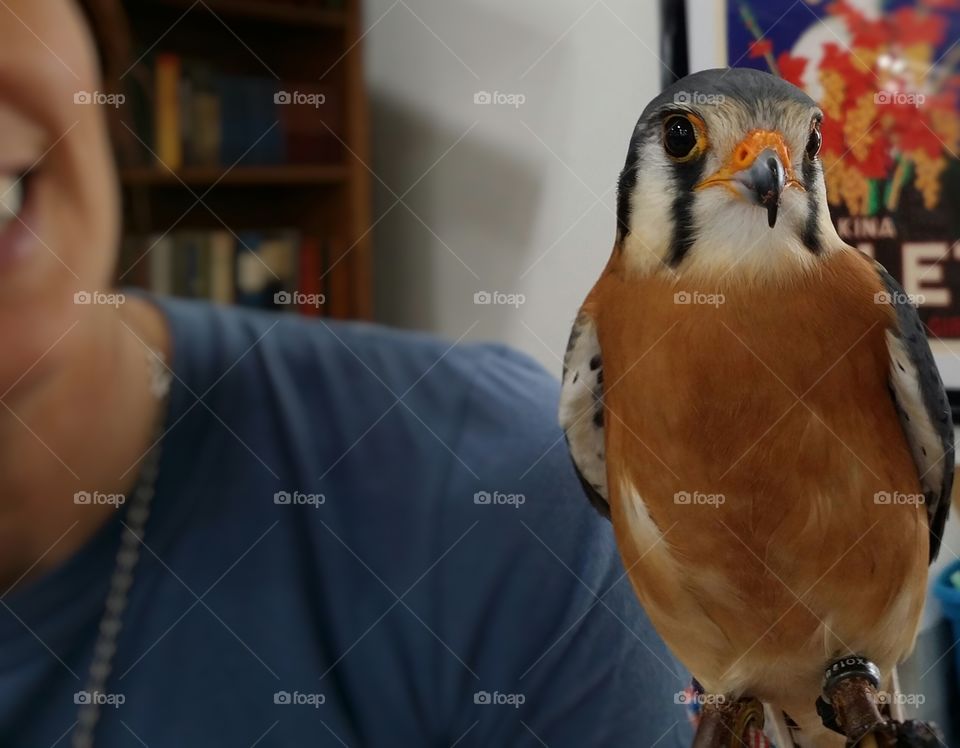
[740, 148, 785, 228]
[694, 129, 802, 229]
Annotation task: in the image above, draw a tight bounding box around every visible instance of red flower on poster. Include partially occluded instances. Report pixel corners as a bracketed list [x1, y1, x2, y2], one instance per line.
[748, 39, 774, 58]
[776, 52, 807, 87]
[740, 0, 960, 215]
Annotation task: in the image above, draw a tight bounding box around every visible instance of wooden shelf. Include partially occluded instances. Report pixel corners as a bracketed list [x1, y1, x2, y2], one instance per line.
[148, 0, 349, 28]
[120, 164, 350, 187]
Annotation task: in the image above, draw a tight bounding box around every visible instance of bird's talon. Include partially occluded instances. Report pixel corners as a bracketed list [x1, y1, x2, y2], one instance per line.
[818, 657, 942, 747]
[691, 695, 764, 748]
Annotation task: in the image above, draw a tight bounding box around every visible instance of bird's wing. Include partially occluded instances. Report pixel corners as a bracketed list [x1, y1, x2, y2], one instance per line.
[559, 310, 609, 519]
[877, 265, 954, 562]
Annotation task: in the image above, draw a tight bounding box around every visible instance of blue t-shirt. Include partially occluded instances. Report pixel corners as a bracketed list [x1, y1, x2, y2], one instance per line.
[0, 297, 690, 747]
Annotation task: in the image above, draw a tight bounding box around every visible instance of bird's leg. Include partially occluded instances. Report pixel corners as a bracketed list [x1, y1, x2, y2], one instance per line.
[823, 673, 889, 745]
[821, 655, 885, 742]
[764, 705, 798, 748]
[819, 655, 942, 747]
[691, 694, 765, 748]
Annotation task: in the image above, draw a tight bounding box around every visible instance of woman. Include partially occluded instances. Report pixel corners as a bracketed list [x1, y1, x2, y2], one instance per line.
[0, 1, 688, 746]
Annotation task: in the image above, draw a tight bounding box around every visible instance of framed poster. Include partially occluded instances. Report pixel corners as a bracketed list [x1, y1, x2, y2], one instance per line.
[688, 0, 960, 382]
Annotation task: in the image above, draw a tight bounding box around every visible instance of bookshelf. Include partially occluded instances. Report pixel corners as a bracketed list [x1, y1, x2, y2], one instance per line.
[111, 0, 373, 319]
[119, 164, 351, 187]
[150, 0, 351, 27]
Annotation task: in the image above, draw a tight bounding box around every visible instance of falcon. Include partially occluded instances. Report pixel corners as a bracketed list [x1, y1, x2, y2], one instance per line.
[559, 68, 953, 746]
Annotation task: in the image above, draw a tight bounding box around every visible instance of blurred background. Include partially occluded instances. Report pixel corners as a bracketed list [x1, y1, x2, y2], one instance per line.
[107, 0, 657, 373]
[99, 0, 960, 740]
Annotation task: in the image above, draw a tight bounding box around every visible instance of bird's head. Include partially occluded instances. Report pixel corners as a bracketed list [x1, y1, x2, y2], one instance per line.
[616, 68, 840, 282]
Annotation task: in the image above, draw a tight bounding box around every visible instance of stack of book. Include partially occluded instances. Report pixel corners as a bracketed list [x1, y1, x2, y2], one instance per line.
[118, 231, 352, 317]
[145, 55, 344, 170]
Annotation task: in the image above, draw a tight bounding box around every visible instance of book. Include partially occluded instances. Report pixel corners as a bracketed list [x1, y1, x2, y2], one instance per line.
[184, 62, 222, 167]
[147, 235, 174, 296]
[209, 231, 236, 305]
[217, 75, 285, 167]
[131, 230, 338, 316]
[145, 52, 349, 170]
[154, 53, 182, 169]
[297, 236, 324, 317]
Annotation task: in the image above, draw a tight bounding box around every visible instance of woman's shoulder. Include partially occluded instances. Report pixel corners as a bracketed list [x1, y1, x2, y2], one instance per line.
[150, 294, 563, 443]
[153, 298, 557, 406]
[145, 295, 585, 565]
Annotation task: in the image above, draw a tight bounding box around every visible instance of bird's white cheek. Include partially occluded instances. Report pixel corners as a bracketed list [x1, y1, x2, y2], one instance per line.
[621, 154, 675, 272]
[811, 174, 844, 247]
[682, 188, 817, 282]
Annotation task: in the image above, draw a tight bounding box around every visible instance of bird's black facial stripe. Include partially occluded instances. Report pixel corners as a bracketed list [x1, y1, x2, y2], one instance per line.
[800, 156, 822, 254]
[617, 120, 656, 244]
[615, 129, 644, 245]
[667, 152, 706, 267]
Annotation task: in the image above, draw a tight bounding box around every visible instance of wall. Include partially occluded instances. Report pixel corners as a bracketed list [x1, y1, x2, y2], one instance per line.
[364, 0, 662, 374]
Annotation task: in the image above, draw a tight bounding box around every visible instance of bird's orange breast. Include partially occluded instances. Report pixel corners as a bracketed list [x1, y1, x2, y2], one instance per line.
[585, 248, 928, 711]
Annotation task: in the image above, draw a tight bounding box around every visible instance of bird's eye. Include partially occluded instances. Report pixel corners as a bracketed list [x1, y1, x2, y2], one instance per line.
[663, 115, 700, 160]
[806, 122, 822, 160]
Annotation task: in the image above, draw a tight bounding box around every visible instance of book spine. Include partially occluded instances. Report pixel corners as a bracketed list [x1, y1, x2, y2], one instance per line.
[209, 231, 236, 305]
[155, 54, 183, 169]
[148, 235, 173, 296]
[298, 236, 323, 317]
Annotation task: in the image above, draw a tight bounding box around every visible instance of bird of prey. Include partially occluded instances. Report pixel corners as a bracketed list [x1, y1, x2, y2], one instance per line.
[559, 68, 953, 747]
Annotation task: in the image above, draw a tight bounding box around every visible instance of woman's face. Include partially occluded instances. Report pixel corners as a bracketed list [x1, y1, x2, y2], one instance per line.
[0, 0, 119, 390]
